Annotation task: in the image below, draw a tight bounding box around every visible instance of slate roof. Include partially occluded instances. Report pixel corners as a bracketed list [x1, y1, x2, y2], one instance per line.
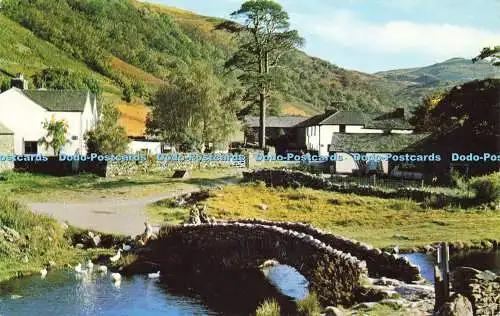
[0, 122, 13, 135]
[328, 133, 430, 152]
[320, 111, 366, 125]
[299, 110, 413, 130]
[20, 89, 91, 112]
[365, 113, 413, 130]
[244, 115, 309, 128]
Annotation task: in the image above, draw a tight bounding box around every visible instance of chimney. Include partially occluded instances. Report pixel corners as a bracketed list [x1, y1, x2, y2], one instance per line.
[11, 73, 29, 90]
[394, 108, 404, 118]
[324, 106, 337, 115]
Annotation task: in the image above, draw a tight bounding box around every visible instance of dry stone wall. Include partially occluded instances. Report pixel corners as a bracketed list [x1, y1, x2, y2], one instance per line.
[153, 222, 368, 307]
[103, 157, 246, 177]
[242, 169, 471, 207]
[451, 267, 500, 316]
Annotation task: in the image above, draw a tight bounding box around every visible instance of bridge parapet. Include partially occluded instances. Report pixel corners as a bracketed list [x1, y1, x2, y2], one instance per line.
[222, 219, 422, 282]
[155, 222, 368, 306]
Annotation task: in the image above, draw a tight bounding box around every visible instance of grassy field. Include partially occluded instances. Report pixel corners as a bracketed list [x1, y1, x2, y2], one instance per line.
[0, 168, 242, 202]
[0, 197, 113, 282]
[148, 183, 500, 249]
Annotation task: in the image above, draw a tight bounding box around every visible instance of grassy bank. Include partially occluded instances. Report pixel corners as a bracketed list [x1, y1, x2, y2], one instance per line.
[0, 168, 241, 202]
[148, 183, 500, 249]
[0, 197, 113, 282]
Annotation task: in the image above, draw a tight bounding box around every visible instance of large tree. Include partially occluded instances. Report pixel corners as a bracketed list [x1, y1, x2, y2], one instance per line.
[223, 0, 304, 148]
[85, 102, 130, 154]
[146, 62, 241, 152]
[473, 45, 500, 66]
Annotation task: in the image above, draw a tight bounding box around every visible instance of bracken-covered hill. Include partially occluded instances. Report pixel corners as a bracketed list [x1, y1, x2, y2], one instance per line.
[0, 0, 497, 135]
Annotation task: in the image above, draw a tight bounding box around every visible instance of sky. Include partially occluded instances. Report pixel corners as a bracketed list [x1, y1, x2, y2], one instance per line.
[153, 0, 500, 73]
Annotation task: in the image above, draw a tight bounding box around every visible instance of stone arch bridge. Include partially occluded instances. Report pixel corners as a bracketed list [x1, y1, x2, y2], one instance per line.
[145, 221, 422, 306]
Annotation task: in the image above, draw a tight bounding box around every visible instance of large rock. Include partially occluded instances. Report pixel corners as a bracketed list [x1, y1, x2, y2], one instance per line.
[437, 294, 473, 316]
[323, 306, 344, 316]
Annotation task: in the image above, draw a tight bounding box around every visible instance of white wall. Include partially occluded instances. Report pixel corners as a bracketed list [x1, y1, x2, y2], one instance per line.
[0, 89, 97, 155]
[0, 88, 48, 154]
[391, 129, 413, 134]
[127, 141, 162, 155]
[303, 123, 413, 157]
[305, 125, 338, 156]
[334, 152, 389, 174]
[345, 125, 384, 134]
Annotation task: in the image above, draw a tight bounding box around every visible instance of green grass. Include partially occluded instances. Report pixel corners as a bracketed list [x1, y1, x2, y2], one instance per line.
[0, 14, 118, 94]
[0, 168, 242, 202]
[255, 299, 281, 316]
[297, 292, 322, 316]
[0, 196, 113, 282]
[351, 302, 407, 316]
[148, 183, 500, 249]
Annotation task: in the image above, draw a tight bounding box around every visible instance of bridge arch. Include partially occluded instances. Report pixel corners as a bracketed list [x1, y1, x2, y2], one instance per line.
[149, 222, 368, 306]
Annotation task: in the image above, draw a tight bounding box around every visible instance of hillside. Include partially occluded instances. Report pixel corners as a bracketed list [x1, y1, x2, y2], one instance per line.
[376, 58, 500, 107]
[0, 0, 498, 136]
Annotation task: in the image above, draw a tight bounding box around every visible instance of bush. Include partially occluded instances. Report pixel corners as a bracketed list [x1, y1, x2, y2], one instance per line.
[470, 172, 500, 204]
[255, 299, 281, 316]
[297, 292, 322, 316]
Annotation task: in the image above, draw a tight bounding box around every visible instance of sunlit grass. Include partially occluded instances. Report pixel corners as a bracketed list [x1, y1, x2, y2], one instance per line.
[0, 168, 242, 202]
[149, 183, 500, 249]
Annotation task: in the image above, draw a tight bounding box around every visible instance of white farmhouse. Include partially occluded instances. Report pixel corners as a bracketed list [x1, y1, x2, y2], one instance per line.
[0, 77, 98, 155]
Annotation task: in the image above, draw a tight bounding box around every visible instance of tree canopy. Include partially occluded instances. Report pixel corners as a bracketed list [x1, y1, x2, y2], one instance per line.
[39, 116, 70, 155]
[146, 62, 241, 151]
[32, 68, 101, 95]
[224, 0, 304, 148]
[473, 45, 500, 66]
[85, 102, 130, 154]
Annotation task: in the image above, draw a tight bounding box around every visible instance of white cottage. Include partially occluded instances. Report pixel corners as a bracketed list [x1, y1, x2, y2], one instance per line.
[0, 86, 99, 155]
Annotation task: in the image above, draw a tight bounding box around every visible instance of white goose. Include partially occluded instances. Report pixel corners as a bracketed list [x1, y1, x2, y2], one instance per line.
[148, 271, 160, 279]
[74, 263, 83, 273]
[86, 260, 94, 271]
[40, 267, 47, 279]
[110, 272, 121, 283]
[109, 249, 122, 263]
[122, 244, 132, 251]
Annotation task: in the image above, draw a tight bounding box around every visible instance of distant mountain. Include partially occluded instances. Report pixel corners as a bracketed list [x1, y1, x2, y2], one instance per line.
[375, 58, 500, 107]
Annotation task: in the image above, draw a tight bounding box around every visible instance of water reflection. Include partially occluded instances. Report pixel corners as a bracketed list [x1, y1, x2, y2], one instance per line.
[264, 265, 309, 300]
[404, 250, 500, 284]
[0, 271, 218, 316]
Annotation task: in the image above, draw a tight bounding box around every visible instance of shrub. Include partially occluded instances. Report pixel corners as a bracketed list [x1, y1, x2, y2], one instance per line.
[297, 292, 322, 316]
[470, 172, 500, 204]
[255, 299, 281, 316]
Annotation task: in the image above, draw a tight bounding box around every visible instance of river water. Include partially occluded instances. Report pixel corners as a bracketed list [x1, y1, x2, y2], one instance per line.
[0, 251, 497, 315]
[0, 265, 308, 316]
[404, 249, 500, 284]
[0, 271, 219, 316]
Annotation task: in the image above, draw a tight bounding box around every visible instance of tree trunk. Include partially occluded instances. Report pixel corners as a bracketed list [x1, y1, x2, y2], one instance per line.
[258, 51, 268, 149]
[259, 92, 266, 149]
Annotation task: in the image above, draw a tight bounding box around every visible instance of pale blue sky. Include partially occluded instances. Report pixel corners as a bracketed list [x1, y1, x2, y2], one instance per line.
[153, 0, 500, 73]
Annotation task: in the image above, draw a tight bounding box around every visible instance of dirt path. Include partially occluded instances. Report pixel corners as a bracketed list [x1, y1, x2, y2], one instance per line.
[27, 179, 238, 236]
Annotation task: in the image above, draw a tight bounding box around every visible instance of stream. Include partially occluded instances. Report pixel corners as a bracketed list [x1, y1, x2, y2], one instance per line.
[0, 250, 498, 315]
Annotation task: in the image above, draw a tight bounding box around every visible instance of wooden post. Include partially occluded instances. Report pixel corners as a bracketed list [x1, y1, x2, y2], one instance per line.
[442, 242, 450, 299]
[434, 242, 450, 313]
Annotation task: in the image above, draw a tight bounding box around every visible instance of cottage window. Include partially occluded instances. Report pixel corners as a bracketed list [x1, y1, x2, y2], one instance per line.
[339, 125, 346, 133]
[24, 141, 38, 154]
[71, 136, 78, 141]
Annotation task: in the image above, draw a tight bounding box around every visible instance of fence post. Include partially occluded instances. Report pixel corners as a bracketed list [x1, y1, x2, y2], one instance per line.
[434, 242, 450, 313]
